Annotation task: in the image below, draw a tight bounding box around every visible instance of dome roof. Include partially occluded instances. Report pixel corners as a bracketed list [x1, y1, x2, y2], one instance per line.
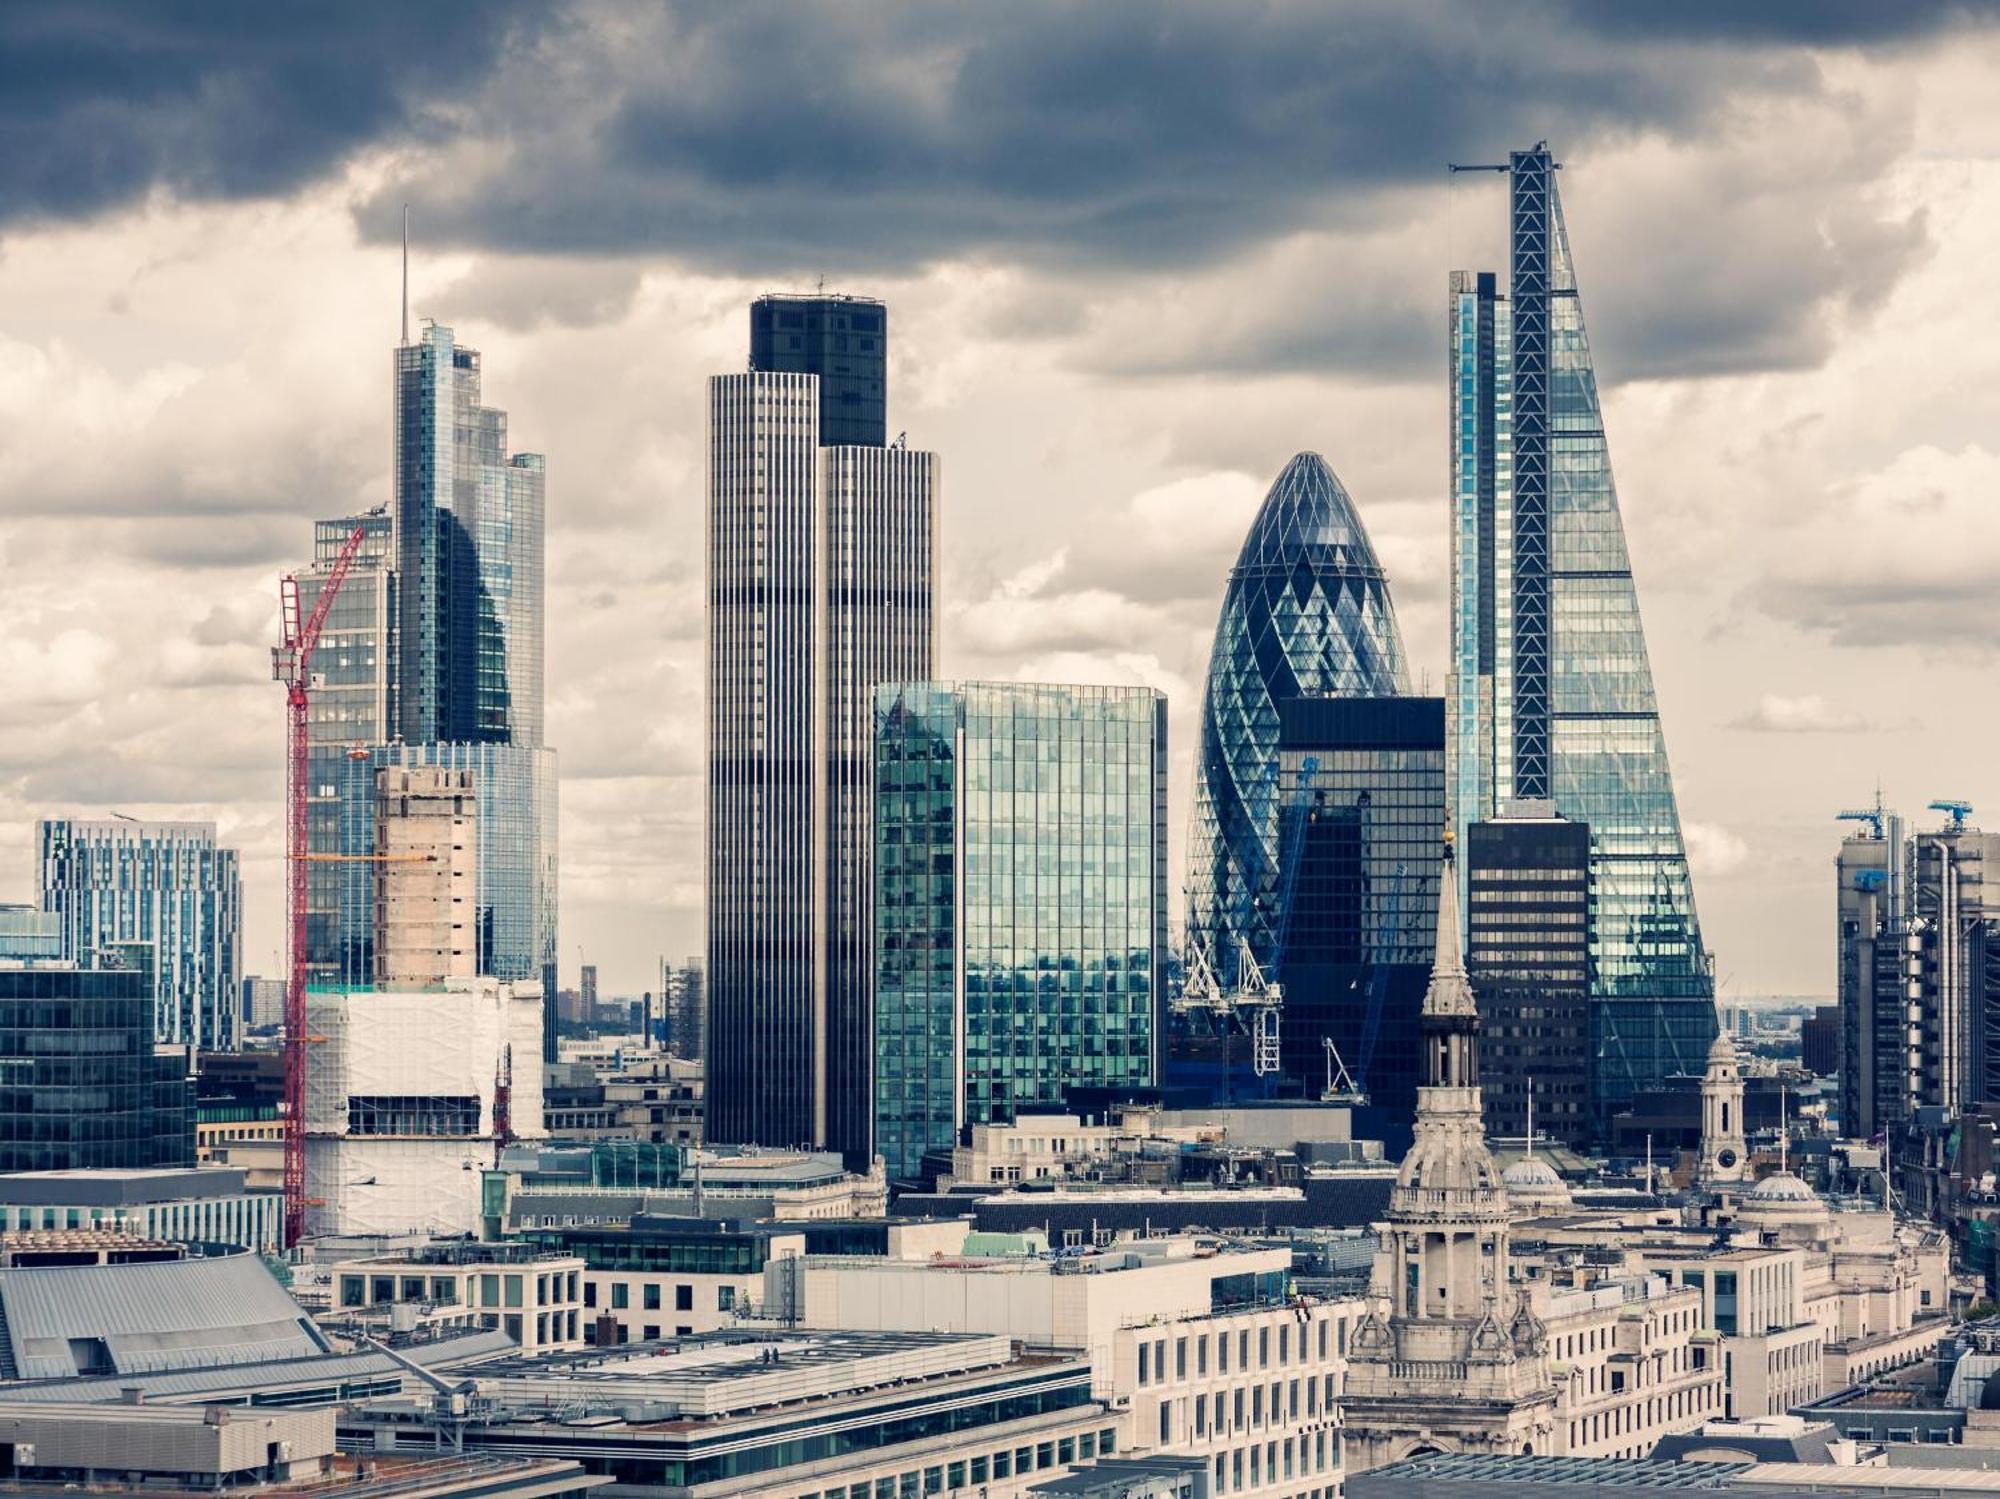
[1707, 1030, 1739, 1068]
[1748, 1171, 1816, 1202]
[1502, 1157, 1563, 1188]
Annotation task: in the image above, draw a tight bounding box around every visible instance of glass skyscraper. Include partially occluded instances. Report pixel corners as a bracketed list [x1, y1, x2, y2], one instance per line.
[392, 323, 546, 748]
[1187, 452, 1409, 976]
[295, 322, 558, 1050]
[36, 818, 241, 1051]
[871, 681, 1168, 1181]
[707, 303, 937, 1162]
[1448, 143, 1713, 1126]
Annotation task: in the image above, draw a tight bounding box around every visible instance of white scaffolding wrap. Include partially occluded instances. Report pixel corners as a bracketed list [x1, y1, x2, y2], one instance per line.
[302, 977, 544, 1239]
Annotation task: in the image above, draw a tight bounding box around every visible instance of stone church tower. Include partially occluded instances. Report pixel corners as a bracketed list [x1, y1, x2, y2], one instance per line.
[1695, 1028, 1748, 1191]
[1342, 843, 1558, 1471]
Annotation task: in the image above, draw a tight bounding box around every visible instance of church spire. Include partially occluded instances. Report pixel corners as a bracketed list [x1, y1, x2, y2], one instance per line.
[1424, 840, 1477, 1018]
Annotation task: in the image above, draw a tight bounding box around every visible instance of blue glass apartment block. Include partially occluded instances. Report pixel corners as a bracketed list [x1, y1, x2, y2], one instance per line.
[36, 819, 241, 1051]
[0, 963, 194, 1173]
[872, 682, 1168, 1181]
[326, 743, 558, 1006]
[1187, 453, 1409, 978]
[1447, 144, 1714, 1129]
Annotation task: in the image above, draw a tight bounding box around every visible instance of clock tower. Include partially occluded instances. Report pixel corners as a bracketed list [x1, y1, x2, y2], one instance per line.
[1696, 1027, 1747, 1190]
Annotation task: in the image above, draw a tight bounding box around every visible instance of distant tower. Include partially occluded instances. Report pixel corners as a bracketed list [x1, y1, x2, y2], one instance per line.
[1341, 842, 1557, 1470]
[1696, 1030, 1747, 1190]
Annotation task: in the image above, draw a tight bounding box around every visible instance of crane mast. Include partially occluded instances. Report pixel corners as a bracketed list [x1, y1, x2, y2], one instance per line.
[271, 521, 369, 1249]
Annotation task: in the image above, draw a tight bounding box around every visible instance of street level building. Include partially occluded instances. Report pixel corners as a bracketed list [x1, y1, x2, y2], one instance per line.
[0, 1166, 280, 1254]
[776, 1236, 1361, 1499]
[339, 1329, 1116, 1499]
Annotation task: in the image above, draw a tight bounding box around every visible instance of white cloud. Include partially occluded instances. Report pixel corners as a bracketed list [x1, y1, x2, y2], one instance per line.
[1729, 694, 1873, 734]
[1684, 823, 1752, 879]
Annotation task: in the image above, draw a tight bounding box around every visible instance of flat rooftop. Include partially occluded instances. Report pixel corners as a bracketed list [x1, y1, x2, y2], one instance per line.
[456, 1328, 1030, 1420]
[0, 1167, 253, 1205]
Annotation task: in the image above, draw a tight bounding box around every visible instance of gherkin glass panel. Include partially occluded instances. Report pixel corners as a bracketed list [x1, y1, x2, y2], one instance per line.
[1187, 453, 1409, 974]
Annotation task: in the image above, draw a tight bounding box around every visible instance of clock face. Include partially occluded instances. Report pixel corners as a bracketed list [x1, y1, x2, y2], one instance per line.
[1717, 1148, 1738, 1169]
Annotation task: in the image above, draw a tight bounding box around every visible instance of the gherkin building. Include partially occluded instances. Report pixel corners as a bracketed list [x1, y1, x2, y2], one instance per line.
[1187, 452, 1410, 974]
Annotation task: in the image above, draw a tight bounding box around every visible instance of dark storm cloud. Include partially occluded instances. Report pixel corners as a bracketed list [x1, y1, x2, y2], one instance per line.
[0, 1, 1983, 381]
[0, 1, 537, 227]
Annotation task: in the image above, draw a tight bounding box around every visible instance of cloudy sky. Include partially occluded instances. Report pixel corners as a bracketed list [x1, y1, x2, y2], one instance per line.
[1, 1, 1996, 1001]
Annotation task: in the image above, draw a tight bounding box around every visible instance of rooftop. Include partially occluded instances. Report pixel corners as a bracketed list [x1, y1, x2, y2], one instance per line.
[1350, 1453, 1744, 1491]
[0, 1166, 255, 1205]
[453, 1328, 1024, 1421]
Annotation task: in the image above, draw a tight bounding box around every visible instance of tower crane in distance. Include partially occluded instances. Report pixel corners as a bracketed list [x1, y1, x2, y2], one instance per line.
[271, 521, 369, 1249]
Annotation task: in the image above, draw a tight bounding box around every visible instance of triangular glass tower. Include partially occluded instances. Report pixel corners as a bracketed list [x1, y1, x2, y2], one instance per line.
[1188, 452, 1409, 974]
[1448, 144, 1713, 1130]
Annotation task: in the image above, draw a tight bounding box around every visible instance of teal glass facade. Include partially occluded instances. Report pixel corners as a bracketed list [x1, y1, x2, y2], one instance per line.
[1448, 144, 1713, 1129]
[872, 682, 1168, 1180]
[1187, 453, 1409, 977]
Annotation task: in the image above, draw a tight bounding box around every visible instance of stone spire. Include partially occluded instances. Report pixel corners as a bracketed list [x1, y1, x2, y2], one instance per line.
[1424, 841, 1478, 1018]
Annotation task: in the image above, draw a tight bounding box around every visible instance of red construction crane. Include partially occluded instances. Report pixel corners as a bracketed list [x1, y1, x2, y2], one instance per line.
[271, 522, 369, 1249]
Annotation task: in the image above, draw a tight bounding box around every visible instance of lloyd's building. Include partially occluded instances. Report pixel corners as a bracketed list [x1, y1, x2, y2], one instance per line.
[1447, 143, 1715, 1132]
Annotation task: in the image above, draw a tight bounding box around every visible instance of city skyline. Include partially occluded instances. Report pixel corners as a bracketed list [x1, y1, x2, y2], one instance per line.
[2, 9, 1997, 999]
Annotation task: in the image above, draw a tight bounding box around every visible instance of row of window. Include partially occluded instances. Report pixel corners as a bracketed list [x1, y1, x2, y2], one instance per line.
[791, 1426, 1114, 1499]
[1136, 1317, 1342, 1387]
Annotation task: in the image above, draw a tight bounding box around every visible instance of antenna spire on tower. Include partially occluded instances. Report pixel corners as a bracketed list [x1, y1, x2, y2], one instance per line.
[401, 203, 410, 346]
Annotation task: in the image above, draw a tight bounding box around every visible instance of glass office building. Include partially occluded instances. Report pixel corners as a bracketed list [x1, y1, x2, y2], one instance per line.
[1268, 696, 1443, 1142]
[1447, 144, 1713, 1126]
[36, 819, 241, 1052]
[750, 294, 888, 447]
[872, 682, 1168, 1181]
[0, 962, 194, 1173]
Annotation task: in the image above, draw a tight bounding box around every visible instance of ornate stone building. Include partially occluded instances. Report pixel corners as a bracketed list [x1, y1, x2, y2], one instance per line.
[1342, 847, 1560, 1469]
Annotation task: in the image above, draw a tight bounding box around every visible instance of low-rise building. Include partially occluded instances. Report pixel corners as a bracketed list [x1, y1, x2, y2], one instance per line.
[774, 1235, 1362, 1499]
[339, 1329, 1117, 1499]
[496, 1143, 887, 1228]
[318, 1240, 587, 1354]
[0, 1166, 282, 1254]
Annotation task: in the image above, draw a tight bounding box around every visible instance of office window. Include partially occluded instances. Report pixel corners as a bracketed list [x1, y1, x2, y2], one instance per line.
[644, 1284, 662, 1311]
